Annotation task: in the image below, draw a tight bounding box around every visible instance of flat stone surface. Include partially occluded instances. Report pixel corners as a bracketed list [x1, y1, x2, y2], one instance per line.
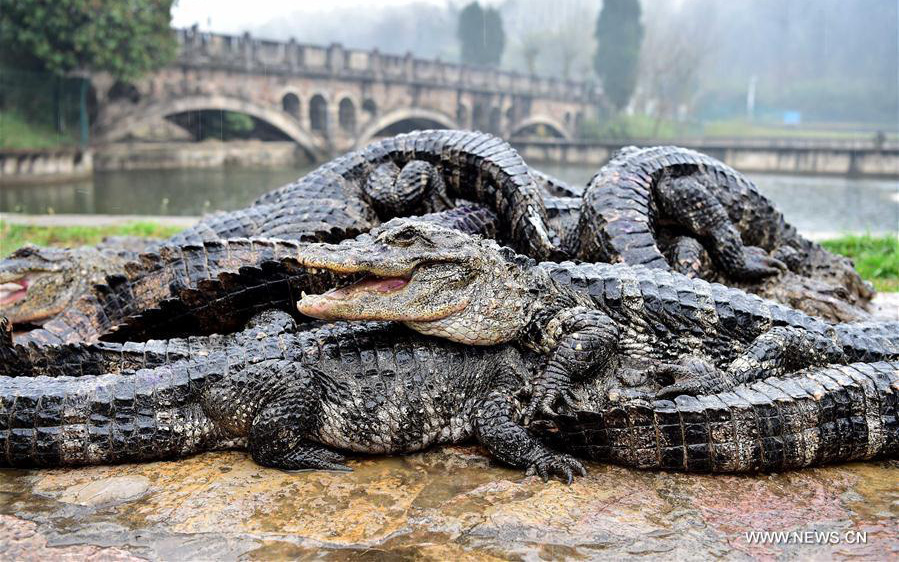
[1, 448, 896, 560]
[53, 475, 150, 507]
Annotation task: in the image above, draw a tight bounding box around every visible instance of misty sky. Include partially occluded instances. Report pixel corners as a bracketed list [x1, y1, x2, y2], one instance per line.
[173, 0, 500, 36]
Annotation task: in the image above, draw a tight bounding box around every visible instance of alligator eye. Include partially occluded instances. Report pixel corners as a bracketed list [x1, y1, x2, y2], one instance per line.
[386, 226, 421, 245]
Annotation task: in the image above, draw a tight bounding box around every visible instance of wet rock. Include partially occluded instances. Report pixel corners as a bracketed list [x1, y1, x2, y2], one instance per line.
[45, 475, 151, 507]
[0, 449, 896, 560]
[0, 514, 142, 561]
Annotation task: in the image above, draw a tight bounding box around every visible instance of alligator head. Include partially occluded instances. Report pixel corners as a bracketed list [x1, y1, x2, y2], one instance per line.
[296, 219, 534, 345]
[0, 245, 94, 325]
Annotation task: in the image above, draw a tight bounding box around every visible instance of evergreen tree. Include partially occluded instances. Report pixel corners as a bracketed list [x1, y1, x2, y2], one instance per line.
[594, 0, 644, 110]
[457, 2, 505, 67]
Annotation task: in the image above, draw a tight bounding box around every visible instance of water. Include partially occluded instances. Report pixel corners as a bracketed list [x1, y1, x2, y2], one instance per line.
[1, 163, 896, 235]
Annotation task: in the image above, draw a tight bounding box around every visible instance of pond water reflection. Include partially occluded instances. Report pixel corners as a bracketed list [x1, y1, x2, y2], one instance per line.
[1, 163, 896, 236]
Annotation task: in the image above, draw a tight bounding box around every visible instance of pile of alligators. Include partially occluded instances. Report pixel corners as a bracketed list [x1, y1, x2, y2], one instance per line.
[1, 130, 896, 481]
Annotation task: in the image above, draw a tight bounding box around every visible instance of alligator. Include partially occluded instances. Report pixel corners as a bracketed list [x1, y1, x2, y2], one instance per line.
[0, 244, 142, 327]
[3, 314, 894, 475]
[11, 207, 500, 346]
[0, 311, 587, 481]
[1, 130, 556, 330]
[535, 360, 899, 472]
[541, 193, 872, 322]
[570, 145, 874, 309]
[294, 221, 899, 418]
[168, 129, 556, 256]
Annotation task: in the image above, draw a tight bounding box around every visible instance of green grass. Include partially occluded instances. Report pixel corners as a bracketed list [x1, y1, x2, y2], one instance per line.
[0, 222, 182, 255]
[0, 110, 78, 149]
[702, 119, 897, 141]
[1, 223, 895, 292]
[579, 115, 897, 142]
[821, 234, 899, 293]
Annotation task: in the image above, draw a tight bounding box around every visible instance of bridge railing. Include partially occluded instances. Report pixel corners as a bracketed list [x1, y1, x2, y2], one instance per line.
[174, 28, 599, 102]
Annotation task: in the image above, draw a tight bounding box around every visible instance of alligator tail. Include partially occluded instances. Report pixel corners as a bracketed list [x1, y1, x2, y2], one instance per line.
[541, 361, 899, 472]
[0, 366, 229, 467]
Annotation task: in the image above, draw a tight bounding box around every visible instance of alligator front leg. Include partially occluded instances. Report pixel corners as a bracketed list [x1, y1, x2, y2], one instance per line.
[245, 365, 351, 472]
[473, 367, 586, 483]
[526, 307, 619, 418]
[655, 174, 785, 280]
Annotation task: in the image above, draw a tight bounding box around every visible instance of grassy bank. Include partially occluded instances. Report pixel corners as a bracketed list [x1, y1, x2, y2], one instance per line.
[0, 111, 78, 150]
[579, 115, 897, 142]
[1, 222, 896, 292]
[0, 222, 182, 255]
[821, 234, 899, 292]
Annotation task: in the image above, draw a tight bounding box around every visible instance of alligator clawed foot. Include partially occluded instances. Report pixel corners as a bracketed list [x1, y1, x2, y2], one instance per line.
[736, 246, 787, 280]
[523, 388, 563, 424]
[650, 359, 734, 398]
[525, 453, 587, 484]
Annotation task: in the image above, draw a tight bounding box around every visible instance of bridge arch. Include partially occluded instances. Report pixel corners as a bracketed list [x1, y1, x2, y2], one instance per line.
[309, 94, 329, 133]
[355, 108, 458, 147]
[98, 95, 326, 158]
[338, 97, 357, 133]
[509, 115, 571, 140]
[282, 92, 300, 120]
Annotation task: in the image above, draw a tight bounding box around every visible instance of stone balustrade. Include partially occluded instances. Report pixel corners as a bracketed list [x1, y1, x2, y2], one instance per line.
[174, 28, 599, 102]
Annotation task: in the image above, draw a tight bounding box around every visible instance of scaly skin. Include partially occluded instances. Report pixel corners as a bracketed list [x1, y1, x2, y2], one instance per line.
[2, 130, 554, 328]
[545, 190, 871, 322]
[177, 129, 555, 256]
[537, 361, 899, 472]
[571, 145, 874, 310]
[294, 221, 899, 418]
[0, 311, 585, 481]
[10, 207, 498, 346]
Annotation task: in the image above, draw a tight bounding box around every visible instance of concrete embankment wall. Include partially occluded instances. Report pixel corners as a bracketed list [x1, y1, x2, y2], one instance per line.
[0, 149, 93, 185]
[512, 140, 899, 178]
[94, 140, 309, 171]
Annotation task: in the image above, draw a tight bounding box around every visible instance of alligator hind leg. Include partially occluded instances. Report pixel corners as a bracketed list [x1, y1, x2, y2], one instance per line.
[725, 326, 844, 384]
[655, 174, 785, 280]
[656, 329, 844, 397]
[654, 357, 737, 398]
[473, 363, 586, 483]
[526, 308, 619, 418]
[364, 160, 451, 218]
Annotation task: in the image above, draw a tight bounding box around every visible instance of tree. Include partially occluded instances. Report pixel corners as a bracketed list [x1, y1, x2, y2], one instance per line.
[457, 2, 506, 67]
[593, 0, 644, 110]
[635, 0, 712, 135]
[0, 0, 176, 81]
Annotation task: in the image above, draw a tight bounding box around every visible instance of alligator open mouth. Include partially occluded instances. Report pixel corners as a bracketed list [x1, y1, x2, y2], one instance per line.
[317, 275, 410, 300]
[0, 279, 28, 305]
[299, 273, 411, 319]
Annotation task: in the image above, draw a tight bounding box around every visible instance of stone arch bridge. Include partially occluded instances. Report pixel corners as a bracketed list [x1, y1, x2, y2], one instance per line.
[93, 29, 601, 161]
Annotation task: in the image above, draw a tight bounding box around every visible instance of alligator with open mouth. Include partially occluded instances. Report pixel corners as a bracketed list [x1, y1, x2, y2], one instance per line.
[293, 221, 898, 418]
[1, 130, 555, 329]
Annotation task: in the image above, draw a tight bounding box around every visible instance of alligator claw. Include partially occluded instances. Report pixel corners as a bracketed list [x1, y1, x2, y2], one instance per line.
[527, 453, 587, 484]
